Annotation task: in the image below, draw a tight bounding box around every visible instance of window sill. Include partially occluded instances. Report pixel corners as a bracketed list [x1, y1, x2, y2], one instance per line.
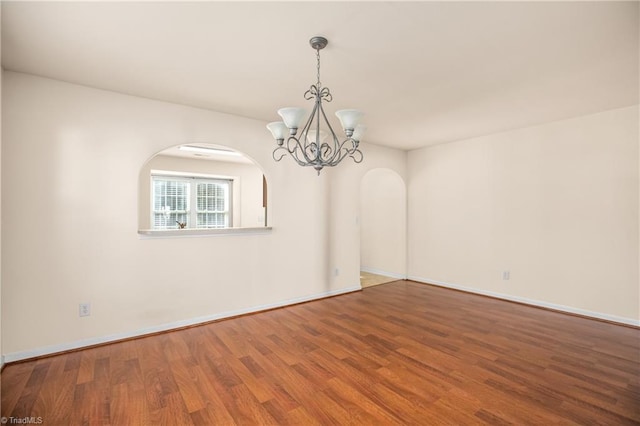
[138, 227, 272, 239]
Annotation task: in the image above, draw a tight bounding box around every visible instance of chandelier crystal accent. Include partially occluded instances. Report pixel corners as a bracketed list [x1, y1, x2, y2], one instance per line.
[267, 36, 364, 175]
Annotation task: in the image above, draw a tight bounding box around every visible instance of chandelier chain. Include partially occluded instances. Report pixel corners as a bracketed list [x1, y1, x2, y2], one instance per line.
[316, 48, 321, 88]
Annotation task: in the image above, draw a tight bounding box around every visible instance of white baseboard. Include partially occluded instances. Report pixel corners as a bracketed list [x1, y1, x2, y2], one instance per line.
[360, 266, 406, 280]
[3, 285, 361, 364]
[408, 276, 640, 327]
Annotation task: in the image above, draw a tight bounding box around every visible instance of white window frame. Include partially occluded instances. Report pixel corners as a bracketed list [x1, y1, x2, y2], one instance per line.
[151, 172, 233, 230]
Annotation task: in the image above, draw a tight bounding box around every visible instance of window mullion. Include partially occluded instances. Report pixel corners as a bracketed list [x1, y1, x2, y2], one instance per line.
[189, 181, 197, 228]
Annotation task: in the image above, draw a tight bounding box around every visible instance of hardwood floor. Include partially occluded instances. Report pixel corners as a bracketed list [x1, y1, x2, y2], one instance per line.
[2, 280, 639, 425]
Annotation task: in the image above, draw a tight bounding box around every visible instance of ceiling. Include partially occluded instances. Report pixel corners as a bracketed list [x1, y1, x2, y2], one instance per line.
[2, 1, 638, 151]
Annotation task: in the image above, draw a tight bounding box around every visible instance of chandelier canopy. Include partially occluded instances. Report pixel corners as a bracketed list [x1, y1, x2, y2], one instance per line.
[267, 36, 365, 175]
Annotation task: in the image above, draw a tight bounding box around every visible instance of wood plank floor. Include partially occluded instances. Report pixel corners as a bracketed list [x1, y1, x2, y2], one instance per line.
[2, 280, 639, 425]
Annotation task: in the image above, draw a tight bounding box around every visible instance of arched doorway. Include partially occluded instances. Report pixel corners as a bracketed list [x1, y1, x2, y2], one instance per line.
[360, 168, 407, 287]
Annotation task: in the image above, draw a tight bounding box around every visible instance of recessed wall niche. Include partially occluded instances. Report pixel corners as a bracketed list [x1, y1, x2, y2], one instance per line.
[138, 144, 268, 232]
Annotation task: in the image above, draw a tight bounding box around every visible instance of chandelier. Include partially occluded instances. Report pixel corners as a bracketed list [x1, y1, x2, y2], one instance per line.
[267, 36, 365, 175]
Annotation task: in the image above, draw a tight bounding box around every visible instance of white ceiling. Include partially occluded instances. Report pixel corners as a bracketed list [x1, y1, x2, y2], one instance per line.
[2, 1, 638, 151]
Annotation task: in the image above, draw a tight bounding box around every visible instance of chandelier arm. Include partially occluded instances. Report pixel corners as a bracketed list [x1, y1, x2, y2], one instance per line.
[313, 93, 323, 163]
[350, 149, 364, 164]
[319, 142, 333, 159]
[339, 138, 359, 155]
[317, 102, 344, 164]
[303, 142, 317, 160]
[285, 136, 314, 166]
[275, 143, 316, 167]
[284, 143, 317, 168]
[272, 127, 311, 167]
[325, 138, 362, 166]
[298, 95, 318, 138]
[272, 146, 289, 162]
[318, 96, 339, 137]
[292, 145, 324, 169]
[295, 99, 322, 164]
[326, 149, 345, 167]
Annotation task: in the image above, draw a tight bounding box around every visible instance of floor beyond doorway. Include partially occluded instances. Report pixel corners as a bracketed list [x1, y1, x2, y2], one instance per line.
[360, 271, 398, 288]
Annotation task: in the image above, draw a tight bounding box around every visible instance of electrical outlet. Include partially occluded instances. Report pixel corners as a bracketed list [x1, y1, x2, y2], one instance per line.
[335, 268, 340, 277]
[79, 303, 91, 317]
[502, 270, 510, 280]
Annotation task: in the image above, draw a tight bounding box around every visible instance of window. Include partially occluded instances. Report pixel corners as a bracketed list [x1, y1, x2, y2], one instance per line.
[152, 175, 232, 229]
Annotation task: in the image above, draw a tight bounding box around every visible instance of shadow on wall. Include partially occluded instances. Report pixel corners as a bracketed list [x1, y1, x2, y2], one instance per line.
[138, 143, 268, 231]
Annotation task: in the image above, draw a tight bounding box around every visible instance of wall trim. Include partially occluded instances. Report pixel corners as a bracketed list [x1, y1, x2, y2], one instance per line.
[138, 226, 272, 239]
[408, 276, 640, 327]
[3, 285, 361, 364]
[360, 266, 407, 280]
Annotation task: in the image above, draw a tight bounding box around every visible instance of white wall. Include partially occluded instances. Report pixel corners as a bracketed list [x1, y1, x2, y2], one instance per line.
[360, 168, 407, 277]
[1, 72, 325, 358]
[408, 105, 639, 324]
[139, 154, 264, 229]
[0, 6, 3, 368]
[1, 71, 407, 360]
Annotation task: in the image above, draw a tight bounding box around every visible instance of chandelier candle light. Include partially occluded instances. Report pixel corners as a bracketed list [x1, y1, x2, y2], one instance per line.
[267, 36, 365, 174]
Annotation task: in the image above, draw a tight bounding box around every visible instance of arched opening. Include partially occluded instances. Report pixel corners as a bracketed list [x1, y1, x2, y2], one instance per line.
[359, 168, 407, 287]
[138, 143, 268, 232]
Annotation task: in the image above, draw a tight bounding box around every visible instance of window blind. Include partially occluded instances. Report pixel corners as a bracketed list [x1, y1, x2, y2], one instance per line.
[151, 175, 232, 230]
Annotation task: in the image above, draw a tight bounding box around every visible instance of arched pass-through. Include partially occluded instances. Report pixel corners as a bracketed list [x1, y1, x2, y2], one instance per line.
[138, 143, 270, 235]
